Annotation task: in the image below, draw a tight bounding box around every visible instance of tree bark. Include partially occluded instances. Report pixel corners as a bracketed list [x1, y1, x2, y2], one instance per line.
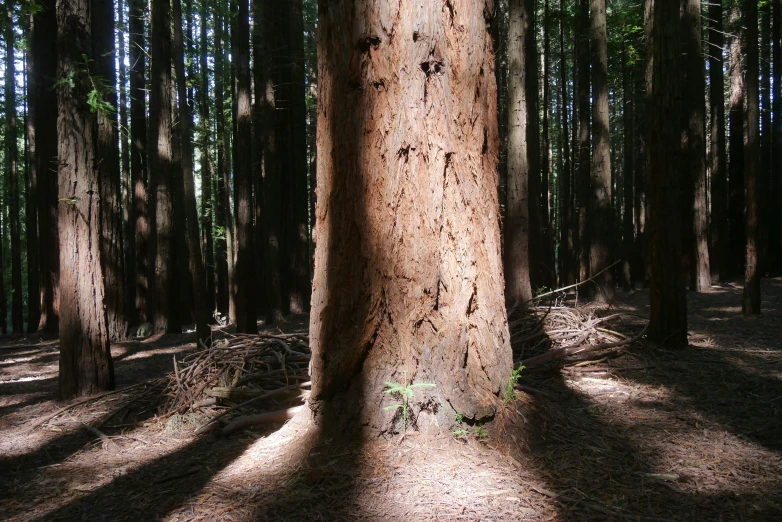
[681, 0, 711, 291]
[728, 4, 745, 277]
[506, 0, 534, 304]
[311, 0, 512, 430]
[558, 0, 575, 287]
[231, 0, 257, 333]
[577, 0, 591, 284]
[118, 0, 135, 325]
[129, 0, 149, 324]
[709, 0, 728, 281]
[93, 0, 127, 340]
[24, 40, 41, 333]
[540, 0, 553, 288]
[5, 8, 24, 333]
[149, 0, 178, 334]
[743, 0, 761, 315]
[589, 0, 614, 302]
[214, 4, 231, 318]
[525, 0, 543, 289]
[645, 0, 687, 349]
[56, 0, 114, 398]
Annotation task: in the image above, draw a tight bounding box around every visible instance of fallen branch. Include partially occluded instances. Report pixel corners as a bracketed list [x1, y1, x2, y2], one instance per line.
[515, 385, 560, 401]
[528, 260, 622, 302]
[221, 406, 305, 436]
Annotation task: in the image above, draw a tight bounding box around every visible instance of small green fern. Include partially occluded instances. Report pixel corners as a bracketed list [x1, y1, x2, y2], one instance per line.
[384, 373, 436, 433]
[503, 363, 526, 404]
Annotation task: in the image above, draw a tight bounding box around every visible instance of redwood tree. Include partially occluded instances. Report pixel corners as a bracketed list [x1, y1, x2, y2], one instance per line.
[56, 0, 114, 398]
[709, 0, 728, 281]
[310, 0, 512, 429]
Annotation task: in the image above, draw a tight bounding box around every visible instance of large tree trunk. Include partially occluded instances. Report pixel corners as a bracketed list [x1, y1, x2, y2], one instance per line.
[231, 0, 257, 333]
[94, 0, 127, 340]
[172, 0, 210, 342]
[681, 0, 711, 291]
[199, 0, 215, 315]
[727, 4, 745, 278]
[621, 40, 635, 291]
[129, 0, 149, 324]
[558, 0, 575, 287]
[31, 0, 59, 334]
[506, 0, 534, 304]
[56, 0, 114, 398]
[774, 0, 782, 268]
[589, 0, 614, 302]
[645, 0, 687, 349]
[577, 0, 591, 284]
[5, 9, 24, 334]
[310, 0, 512, 430]
[149, 0, 178, 334]
[709, 0, 728, 281]
[743, 0, 761, 314]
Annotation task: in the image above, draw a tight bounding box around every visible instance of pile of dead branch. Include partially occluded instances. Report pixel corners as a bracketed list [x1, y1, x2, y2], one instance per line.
[509, 303, 648, 373]
[163, 333, 311, 436]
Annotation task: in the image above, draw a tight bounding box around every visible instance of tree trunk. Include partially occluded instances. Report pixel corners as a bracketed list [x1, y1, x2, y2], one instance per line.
[709, 0, 728, 281]
[93, 0, 127, 340]
[231, 0, 257, 333]
[5, 9, 24, 334]
[728, 4, 745, 278]
[56, 0, 114, 398]
[149, 0, 178, 334]
[743, 0, 761, 314]
[506, 0, 534, 304]
[129, 0, 149, 324]
[559, 0, 575, 287]
[774, 0, 782, 269]
[760, 2, 771, 272]
[621, 40, 634, 291]
[172, 0, 210, 342]
[199, 0, 215, 315]
[525, 0, 543, 289]
[646, 0, 687, 349]
[540, 0, 553, 288]
[681, 0, 711, 291]
[589, 0, 614, 302]
[214, 4, 231, 318]
[24, 41, 41, 333]
[311, 0, 512, 430]
[118, 0, 135, 325]
[577, 0, 591, 284]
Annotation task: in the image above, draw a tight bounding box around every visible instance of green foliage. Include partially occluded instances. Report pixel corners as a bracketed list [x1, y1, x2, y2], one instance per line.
[383, 373, 436, 434]
[452, 412, 489, 441]
[503, 363, 526, 404]
[475, 424, 488, 440]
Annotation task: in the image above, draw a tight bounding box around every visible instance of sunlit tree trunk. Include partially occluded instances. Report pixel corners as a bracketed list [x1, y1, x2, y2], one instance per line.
[506, 0, 534, 304]
[681, 0, 711, 291]
[709, 0, 728, 281]
[589, 0, 614, 302]
[311, 0, 512, 429]
[56, 0, 114, 398]
[728, 4, 745, 277]
[743, 0, 761, 314]
[645, 0, 687, 348]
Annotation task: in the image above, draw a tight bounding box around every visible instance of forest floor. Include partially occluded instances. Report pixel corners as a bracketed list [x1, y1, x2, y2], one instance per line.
[1, 279, 781, 521]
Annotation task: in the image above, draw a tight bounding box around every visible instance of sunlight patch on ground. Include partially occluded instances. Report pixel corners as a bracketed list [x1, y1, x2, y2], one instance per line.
[113, 343, 196, 362]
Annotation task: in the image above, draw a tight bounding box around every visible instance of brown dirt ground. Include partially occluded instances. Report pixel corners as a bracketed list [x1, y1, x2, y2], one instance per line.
[1, 280, 781, 521]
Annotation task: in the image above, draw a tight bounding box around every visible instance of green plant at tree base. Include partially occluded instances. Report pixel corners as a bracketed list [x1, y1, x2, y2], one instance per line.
[453, 412, 469, 438]
[503, 363, 526, 404]
[383, 372, 436, 433]
[475, 424, 488, 439]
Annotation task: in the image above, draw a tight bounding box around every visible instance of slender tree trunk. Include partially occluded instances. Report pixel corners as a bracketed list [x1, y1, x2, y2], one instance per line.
[577, 0, 591, 284]
[118, 0, 135, 326]
[526, 0, 543, 289]
[199, 0, 215, 315]
[646, 0, 687, 349]
[633, 62, 647, 286]
[559, 0, 575, 287]
[129, 0, 149, 324]
[214, 5, 231, 318]
[589, 0, 614, 302]
[682, 0, 711, 291]
[231, 0, 257, 333]
[621, 40, 635, 291]
[540, 0, 553, 287]
[93, 0, 127, 340]
[24, 42, 41, 333]
[506, 0, 534, 304]
[311, 0, 512, 430]
[149, 0, 178, 334]
[56, 0, 114, 398]
[5, 9, 24, 333]
[743, 0, 761, 314]
[172, 0, 210, 342]
[774, 0, 782, 268]
[728, 4, 745, 277]
[760, 2, 772, 272]
[709, 0, 728, 281]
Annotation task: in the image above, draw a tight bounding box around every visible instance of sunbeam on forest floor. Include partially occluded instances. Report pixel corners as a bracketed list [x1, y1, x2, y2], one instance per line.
[1, 281, 781, 521]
